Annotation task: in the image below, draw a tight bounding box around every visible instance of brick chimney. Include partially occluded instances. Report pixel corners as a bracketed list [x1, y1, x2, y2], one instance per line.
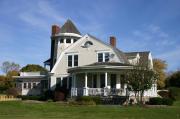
[110, 36, 116, 47]
[51, 25, 60, 36]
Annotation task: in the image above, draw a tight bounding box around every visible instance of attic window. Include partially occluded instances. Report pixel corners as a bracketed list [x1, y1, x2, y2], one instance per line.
[83, 41, 93, 48]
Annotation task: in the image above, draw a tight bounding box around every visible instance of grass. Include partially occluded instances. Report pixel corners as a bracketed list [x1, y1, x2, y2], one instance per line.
[0, 101, 179, 119]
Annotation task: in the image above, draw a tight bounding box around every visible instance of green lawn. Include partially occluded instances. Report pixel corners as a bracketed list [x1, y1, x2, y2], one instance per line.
[0, 101, 180, 119]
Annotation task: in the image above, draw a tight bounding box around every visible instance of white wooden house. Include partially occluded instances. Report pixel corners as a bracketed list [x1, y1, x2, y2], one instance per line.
[15, 19, 157, 97]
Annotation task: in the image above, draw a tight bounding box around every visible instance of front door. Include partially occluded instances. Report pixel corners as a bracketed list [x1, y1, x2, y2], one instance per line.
[110, 74, 116, 88]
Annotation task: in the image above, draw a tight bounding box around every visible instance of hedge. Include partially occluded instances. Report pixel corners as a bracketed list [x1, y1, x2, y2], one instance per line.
[76, 96, 101, 105]
[148, 97, 173, 106]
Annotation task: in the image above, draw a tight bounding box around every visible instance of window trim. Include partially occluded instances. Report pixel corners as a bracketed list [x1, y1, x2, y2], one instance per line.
[97, 52, 110, 62]
[67, 54, 79, 67]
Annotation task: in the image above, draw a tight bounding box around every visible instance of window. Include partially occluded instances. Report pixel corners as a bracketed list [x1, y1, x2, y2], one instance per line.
[73, 39, 77, 43]
[98, 53, 103, 62]
[33, 83, 36, 88]
[98, 52, 110, 62]
[66, 38, 71, 43]
[84, 41, 93, 48]
[74, 55, 78, 66]
[28, 83, 31, 89]
[105, 53, 110, 62]
[60, 39, 64, 43]
[68, 55, 78, 67]
[23, 83, 27, 89]
[68, 55, 72, 67]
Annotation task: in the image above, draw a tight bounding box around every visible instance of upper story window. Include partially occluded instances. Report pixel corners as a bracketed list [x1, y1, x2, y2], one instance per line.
[66, 38, 71, 43]
[60, 39, 64, 43]
[98, 52, 110, 62]
[73, 39, 77, 43]
[98, 53, 103, 62]
[74, 55, 78, 66]
[82, 41, 93, 48]
[68, 54, 78, 67]
[68, 55, 72, 67]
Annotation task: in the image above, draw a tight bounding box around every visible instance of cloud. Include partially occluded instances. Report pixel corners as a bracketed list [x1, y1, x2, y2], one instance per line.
[156, 46, 180, 71]
[18, 1, 66, 30]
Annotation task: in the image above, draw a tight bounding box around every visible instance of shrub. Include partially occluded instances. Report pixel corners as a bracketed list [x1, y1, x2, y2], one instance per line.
[162, 98, 173, 106]
[76, 96, 101, 105]
[41, 90, 54, 101]
[148, 97, 173, 106]
[158, 90, 170, 98]
[54, 87, 69, 101]
[18, 95, 41, 100]
[169, 87, 180, 101]
[6, 88, 19, 97]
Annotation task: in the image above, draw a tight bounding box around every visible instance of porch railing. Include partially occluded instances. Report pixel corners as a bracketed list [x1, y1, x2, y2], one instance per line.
[71, 88, 125, 96]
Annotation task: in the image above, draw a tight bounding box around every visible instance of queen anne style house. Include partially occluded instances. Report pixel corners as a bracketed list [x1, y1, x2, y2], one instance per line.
[15, 19, 157, 97]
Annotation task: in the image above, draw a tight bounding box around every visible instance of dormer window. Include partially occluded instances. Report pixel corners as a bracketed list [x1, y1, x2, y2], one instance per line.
[98, 52, 110, 62]
[68, 54, 78, 67]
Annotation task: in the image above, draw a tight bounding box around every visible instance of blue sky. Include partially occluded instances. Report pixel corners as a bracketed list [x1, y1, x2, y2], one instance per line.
[0, 0, 180, 74]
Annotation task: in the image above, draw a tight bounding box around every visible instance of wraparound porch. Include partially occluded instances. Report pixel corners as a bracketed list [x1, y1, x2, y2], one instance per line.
[70, 71, 129, 97]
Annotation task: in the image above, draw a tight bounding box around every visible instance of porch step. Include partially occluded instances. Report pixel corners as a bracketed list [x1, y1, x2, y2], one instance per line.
[100, 96, 127, 105]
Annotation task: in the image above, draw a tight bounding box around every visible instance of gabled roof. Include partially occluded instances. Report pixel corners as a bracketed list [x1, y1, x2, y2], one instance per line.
[88, 34, 129, 64]
[59, 19, 81, 35]
[125, 51, 150, 67]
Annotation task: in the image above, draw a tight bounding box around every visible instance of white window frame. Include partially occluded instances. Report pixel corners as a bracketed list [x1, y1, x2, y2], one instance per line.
[67, 53, 79, 67]
[97, 51, 111, 62]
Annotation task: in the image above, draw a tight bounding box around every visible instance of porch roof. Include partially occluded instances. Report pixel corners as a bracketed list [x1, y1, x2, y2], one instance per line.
[68, 62, 133, 73]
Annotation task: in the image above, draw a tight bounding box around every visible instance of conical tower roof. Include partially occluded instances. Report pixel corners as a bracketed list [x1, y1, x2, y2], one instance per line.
[60, 19, 81, 35]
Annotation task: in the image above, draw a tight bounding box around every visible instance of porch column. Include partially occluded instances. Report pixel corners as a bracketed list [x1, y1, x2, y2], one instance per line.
[116, 74, 121, 89]
[85, 72, 88, 88]
[50, 76, 56, 90]
[83, 72, 88, 96]
[74, 74, 76, 88]
[71, 74, 77, 96]
[60, 77, 63, 87]
[104, 72, 108, 96]
[105, 72, 108, 88]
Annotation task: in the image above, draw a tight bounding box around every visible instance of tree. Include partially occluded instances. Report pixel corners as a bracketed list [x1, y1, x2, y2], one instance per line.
[126, 66, 156, 104]
[166, 70, 180, 88]
[21, 64, 48, 73]
[1, 61, 20, 74]
[153, 59, 167, 89]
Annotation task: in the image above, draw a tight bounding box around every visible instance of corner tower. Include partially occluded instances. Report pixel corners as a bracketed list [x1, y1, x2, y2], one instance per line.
[47, 19, 82, 70]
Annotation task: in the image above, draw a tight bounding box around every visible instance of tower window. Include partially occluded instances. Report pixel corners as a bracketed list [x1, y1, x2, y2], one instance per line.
[73, 39, 77, 43]
[60, 39, 64, 43]
[66, 38, 71, 43]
